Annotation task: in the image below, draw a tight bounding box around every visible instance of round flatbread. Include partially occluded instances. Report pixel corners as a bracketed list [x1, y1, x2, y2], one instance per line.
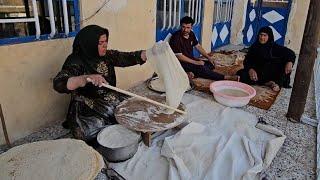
[148, 77, 192, 93]
[150, 78, 166, 92]
[0, 139, 104, 180]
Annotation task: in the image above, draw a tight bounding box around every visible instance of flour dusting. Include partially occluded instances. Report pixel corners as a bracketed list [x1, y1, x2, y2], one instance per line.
[125, 111, 151, 122]
[97, 125, 140, 148]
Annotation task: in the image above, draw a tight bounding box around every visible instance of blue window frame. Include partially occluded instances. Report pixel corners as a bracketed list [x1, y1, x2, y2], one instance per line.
[156, 0, 204, 57]
[211, 0, 234, 50]
[0, 0, 80, 46]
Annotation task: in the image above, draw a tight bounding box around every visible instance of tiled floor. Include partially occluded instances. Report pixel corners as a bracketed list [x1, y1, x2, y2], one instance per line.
[187, 80, 317, 179]
[242, 86, 317, 179]
[0, 43, 317, 180]
[0, 80, 317, 179]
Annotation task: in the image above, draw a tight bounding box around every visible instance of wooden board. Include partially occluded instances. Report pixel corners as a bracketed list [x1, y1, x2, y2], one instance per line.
[115, 95, 186, 133]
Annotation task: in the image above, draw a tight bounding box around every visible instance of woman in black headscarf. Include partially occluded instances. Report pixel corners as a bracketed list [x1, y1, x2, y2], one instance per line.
[53, 25, 146, 142]
[237, 26, 296, 91]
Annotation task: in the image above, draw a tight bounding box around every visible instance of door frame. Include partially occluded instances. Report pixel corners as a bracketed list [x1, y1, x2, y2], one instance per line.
[243, 0, 292, 46]
[211, 0, 234, 51]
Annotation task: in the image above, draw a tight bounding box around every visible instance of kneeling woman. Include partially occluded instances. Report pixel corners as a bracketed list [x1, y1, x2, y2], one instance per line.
[53, 25, 146, 142]
[237, 26, 296, 91]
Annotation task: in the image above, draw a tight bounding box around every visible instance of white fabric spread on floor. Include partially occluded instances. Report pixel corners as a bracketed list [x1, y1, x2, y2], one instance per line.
[146, 41, 190, 112]
[110, 94, 286, 180]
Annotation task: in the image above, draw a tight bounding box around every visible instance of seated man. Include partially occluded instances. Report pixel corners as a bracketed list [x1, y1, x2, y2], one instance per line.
[169, 16, 238, 81]
[236, 26, 296, 91]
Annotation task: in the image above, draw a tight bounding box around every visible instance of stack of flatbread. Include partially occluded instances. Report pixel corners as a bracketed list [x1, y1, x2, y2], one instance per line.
[0, 139, 104, 180]
[211, 51, 245, 66]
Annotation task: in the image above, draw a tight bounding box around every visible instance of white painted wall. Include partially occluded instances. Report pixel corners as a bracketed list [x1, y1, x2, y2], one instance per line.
[230, 0, 248, 45]
[0, 0, 156, 145]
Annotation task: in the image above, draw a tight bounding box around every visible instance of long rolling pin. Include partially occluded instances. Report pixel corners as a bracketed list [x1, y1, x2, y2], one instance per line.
[86, 78, 186, 114]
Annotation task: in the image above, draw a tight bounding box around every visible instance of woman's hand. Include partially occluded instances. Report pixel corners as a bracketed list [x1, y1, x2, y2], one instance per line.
[85, 74, 108, 87]
[67, 74, 107, 90]
[67, 75, 87, 90]
[249, 68, 258, 81]
[285, 62, 293, 74]
[141, 50, 147, 61]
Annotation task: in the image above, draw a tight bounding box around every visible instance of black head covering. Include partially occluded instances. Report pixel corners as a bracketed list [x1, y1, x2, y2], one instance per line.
[257, 26, 274, 44]
[250, 26, 275, 59]
[72, 25, 109, 72]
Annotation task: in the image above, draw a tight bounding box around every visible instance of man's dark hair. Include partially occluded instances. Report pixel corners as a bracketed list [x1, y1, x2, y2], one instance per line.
[180, 16, 194, 25]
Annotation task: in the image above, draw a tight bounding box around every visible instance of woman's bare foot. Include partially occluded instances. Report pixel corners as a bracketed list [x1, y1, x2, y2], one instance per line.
[187, 72, 195, 79]
[225, 75, 240, 81]
[265, 81, 280, 92]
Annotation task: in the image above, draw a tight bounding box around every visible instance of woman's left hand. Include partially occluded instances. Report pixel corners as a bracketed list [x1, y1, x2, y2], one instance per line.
[285, 62, 293, 74]
[141, 50, 147, 61]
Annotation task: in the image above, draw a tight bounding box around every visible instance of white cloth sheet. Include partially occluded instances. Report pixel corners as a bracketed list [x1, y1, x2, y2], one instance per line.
[110, 94, 286, 180]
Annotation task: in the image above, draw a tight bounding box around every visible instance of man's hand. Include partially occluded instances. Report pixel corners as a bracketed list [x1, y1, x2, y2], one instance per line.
[194, 60, 205, 66]
[208, 56, 215, 64]
[208, 56, 222, 67]
[248, 68, 258, 81]
[285, 62, 293, 74]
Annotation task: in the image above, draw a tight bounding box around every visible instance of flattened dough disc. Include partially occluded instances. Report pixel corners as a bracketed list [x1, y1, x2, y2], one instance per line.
[115, 95, 186, 132]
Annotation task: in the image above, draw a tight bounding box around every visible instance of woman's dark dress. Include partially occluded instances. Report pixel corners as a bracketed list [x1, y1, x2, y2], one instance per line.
[237, 27, 296, 88]
[53, 25, 145, 141]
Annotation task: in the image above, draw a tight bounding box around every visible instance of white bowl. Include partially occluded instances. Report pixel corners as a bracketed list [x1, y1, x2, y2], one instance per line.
[210, 81, 256, 107]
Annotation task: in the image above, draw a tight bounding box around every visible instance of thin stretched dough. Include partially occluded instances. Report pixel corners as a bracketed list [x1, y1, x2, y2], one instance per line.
[146, 41, 190, 113]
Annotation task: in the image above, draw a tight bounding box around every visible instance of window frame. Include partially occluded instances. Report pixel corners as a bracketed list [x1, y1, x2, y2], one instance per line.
[0, 0, 80, 46]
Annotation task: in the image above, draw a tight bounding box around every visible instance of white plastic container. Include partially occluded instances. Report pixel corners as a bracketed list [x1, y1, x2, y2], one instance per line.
[210, 80, 256, 107]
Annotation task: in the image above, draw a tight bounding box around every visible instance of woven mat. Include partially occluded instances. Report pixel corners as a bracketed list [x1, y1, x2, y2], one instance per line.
[192, 51, 280, 110]
[192, 78, 280, 110]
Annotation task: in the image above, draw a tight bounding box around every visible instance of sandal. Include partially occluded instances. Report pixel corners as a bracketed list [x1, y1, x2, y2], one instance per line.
[265, 81, 280, 92]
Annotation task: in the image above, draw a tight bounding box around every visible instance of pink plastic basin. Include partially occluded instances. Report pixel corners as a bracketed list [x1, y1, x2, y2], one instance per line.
[210, 81, 256, 107]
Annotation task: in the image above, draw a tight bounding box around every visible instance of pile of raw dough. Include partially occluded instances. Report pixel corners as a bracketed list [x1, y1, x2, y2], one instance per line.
[146, 41, 190, 113]
[0, 139, 104, 180]
[97, 125, 141, 148]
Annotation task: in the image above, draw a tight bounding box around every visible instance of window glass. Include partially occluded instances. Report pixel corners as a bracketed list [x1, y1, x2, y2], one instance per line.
[262, 0, 289, 8]
[0, 0, 79, 41]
